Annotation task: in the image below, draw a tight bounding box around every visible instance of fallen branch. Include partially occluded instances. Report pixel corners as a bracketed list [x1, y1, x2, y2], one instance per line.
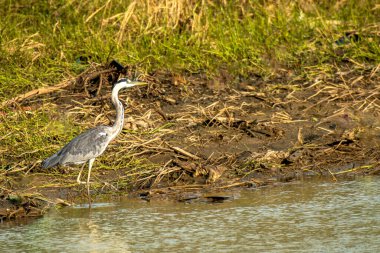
[1, 78, 75, 107]
[1, 66, 120, 108]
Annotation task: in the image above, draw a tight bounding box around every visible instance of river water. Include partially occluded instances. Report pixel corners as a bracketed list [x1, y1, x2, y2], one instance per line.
[0, 177, 379, 252]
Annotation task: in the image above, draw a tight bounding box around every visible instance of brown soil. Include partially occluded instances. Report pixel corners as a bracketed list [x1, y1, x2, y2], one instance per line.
[1, 62, 380, 220]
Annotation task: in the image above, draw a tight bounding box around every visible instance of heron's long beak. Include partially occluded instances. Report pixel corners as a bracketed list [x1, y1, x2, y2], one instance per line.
[131, 81, 148, 86]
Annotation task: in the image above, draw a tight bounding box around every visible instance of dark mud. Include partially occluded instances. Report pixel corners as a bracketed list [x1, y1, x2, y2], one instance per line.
[1, 62, 380, 220]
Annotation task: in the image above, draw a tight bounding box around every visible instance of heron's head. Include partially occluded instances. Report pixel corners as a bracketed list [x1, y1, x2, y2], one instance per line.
[113, 78, 147, 90]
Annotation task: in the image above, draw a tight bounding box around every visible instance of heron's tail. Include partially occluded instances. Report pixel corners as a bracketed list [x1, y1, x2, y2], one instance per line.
[41, 153, 60, 169]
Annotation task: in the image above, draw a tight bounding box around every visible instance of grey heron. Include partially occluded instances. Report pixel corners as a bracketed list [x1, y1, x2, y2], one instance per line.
[42, 78, 146, 201]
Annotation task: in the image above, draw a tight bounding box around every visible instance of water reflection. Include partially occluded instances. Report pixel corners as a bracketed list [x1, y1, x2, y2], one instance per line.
[0, 177, 379, 252]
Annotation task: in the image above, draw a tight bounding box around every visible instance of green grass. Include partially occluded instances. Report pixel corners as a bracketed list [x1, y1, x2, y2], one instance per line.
[0, 106, 80, 167]
[0, 0, 379, 100]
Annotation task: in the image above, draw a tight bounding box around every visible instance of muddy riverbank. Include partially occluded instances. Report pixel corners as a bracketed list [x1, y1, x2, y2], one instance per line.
[1, 62, 380, 220]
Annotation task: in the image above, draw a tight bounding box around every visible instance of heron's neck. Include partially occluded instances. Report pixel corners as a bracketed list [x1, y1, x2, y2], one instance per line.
[110, 88, 125, 138]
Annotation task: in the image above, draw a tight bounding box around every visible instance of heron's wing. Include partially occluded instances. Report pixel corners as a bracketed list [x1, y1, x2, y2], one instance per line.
[56, 126, 112, 165]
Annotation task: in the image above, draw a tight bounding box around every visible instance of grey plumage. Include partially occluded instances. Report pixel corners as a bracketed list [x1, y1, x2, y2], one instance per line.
[42, 79, 146, 202]
[41, 126, 110, 168]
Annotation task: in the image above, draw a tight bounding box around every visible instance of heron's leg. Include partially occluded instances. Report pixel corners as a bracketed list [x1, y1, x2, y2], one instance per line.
[76, 163, 86, 184]
[87, 158, 95, 198]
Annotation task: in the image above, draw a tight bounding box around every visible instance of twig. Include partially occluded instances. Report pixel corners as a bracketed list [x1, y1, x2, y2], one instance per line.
[169, 146, 201, 160]
[217, 181, 253, 189]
